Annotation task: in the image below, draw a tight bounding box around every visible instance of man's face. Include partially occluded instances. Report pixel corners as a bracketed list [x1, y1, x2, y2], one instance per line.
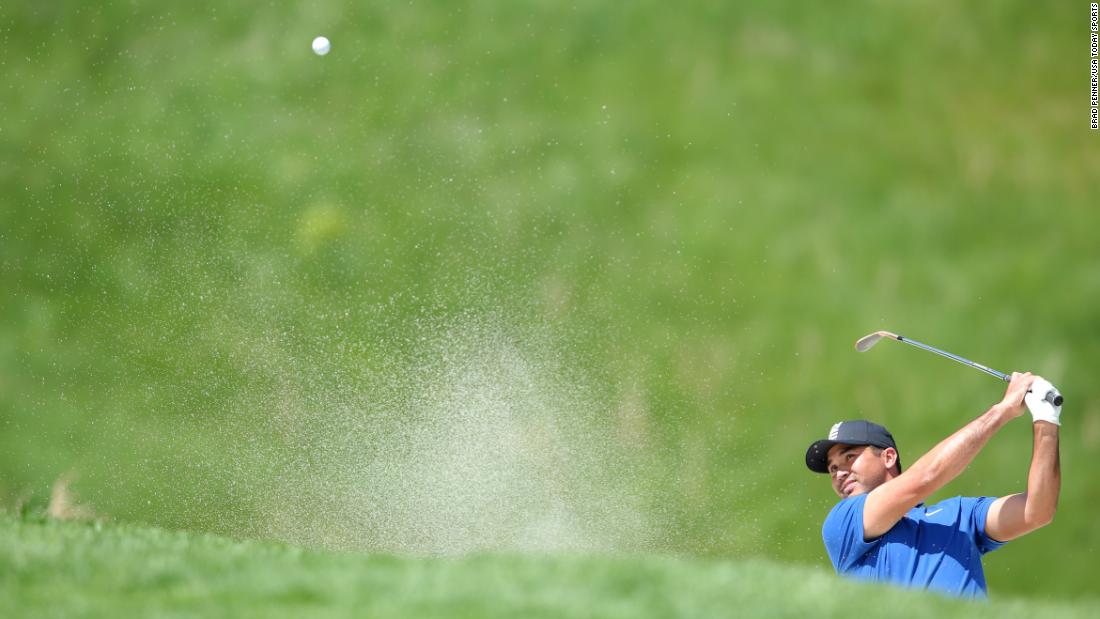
[825, 444, 892, 498]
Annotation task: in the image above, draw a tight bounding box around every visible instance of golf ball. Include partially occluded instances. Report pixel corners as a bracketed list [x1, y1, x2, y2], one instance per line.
[312, 36, 331, 56]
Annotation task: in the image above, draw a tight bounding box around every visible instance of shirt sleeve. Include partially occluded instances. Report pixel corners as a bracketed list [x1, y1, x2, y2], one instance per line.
[968, 496, 1009, 555]
[822, 495, 880, 572]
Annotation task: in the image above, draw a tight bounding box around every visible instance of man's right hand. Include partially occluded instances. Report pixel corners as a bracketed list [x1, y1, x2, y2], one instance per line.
[998, 372, 1035, 419]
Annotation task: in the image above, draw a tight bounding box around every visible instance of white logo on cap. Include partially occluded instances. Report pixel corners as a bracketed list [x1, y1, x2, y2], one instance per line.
[829, 422, 841, 440]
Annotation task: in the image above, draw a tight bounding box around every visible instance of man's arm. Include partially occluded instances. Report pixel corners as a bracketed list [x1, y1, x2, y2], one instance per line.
[984, 420, 1061, 542]
[861, 372, 1034, 540]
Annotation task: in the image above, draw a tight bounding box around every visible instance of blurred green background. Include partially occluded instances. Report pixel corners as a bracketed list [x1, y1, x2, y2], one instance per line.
[2, 0, 1097, 600]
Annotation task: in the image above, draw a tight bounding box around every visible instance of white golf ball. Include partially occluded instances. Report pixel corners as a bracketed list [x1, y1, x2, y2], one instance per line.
[312, 36, 331, 56]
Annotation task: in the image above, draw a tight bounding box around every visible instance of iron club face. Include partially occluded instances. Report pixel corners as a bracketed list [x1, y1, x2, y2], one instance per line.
[854, 331, 899, 353]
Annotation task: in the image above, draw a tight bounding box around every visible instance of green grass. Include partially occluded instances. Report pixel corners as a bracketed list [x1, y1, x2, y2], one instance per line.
[2, 516, 1096, 619]
[2, 0, 1098, 601]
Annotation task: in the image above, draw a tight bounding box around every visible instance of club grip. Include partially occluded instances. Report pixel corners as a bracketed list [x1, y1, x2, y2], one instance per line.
[1023, 388, 1064, 407]
[1044, 390, 1064, 407]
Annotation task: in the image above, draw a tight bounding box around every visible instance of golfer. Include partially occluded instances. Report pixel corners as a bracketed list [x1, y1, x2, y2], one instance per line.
[805, 372, 1061, 598]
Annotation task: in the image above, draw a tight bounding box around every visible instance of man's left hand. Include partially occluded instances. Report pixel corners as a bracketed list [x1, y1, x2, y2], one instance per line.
[1025, 377, 1062, 426]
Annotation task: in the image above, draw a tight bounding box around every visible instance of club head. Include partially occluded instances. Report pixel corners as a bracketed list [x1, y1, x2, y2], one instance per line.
[854, 330, 899, 352]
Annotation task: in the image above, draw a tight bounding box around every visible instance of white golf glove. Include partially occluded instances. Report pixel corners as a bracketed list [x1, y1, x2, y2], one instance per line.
[1024, 377, 1062, 426]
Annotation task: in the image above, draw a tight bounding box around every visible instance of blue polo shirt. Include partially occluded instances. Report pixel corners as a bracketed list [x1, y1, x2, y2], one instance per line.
[822, 494, 1007, 598]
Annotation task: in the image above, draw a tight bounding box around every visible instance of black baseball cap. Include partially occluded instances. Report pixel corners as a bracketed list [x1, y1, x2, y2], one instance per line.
[805, 420, 902, 474]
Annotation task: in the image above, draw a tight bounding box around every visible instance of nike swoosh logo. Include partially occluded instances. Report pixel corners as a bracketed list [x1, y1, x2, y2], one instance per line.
[926, 508, 943, 517]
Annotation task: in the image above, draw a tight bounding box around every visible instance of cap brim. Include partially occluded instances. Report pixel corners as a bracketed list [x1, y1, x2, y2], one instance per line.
[805, 438, 902, 474]
[805, 439, 841, 473]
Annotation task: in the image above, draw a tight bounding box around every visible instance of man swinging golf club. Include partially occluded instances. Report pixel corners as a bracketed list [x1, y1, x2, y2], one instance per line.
[805, 371, 1061, 598]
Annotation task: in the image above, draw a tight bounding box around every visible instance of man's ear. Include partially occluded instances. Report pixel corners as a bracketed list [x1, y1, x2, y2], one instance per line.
[883, 447, 899, 473]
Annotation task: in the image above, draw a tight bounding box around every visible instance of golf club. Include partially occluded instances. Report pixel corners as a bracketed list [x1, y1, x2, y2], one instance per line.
[855, 330, 1063, 406]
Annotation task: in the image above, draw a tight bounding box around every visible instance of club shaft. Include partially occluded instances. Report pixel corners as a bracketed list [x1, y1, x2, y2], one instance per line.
[895, 335, 1010, 382]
